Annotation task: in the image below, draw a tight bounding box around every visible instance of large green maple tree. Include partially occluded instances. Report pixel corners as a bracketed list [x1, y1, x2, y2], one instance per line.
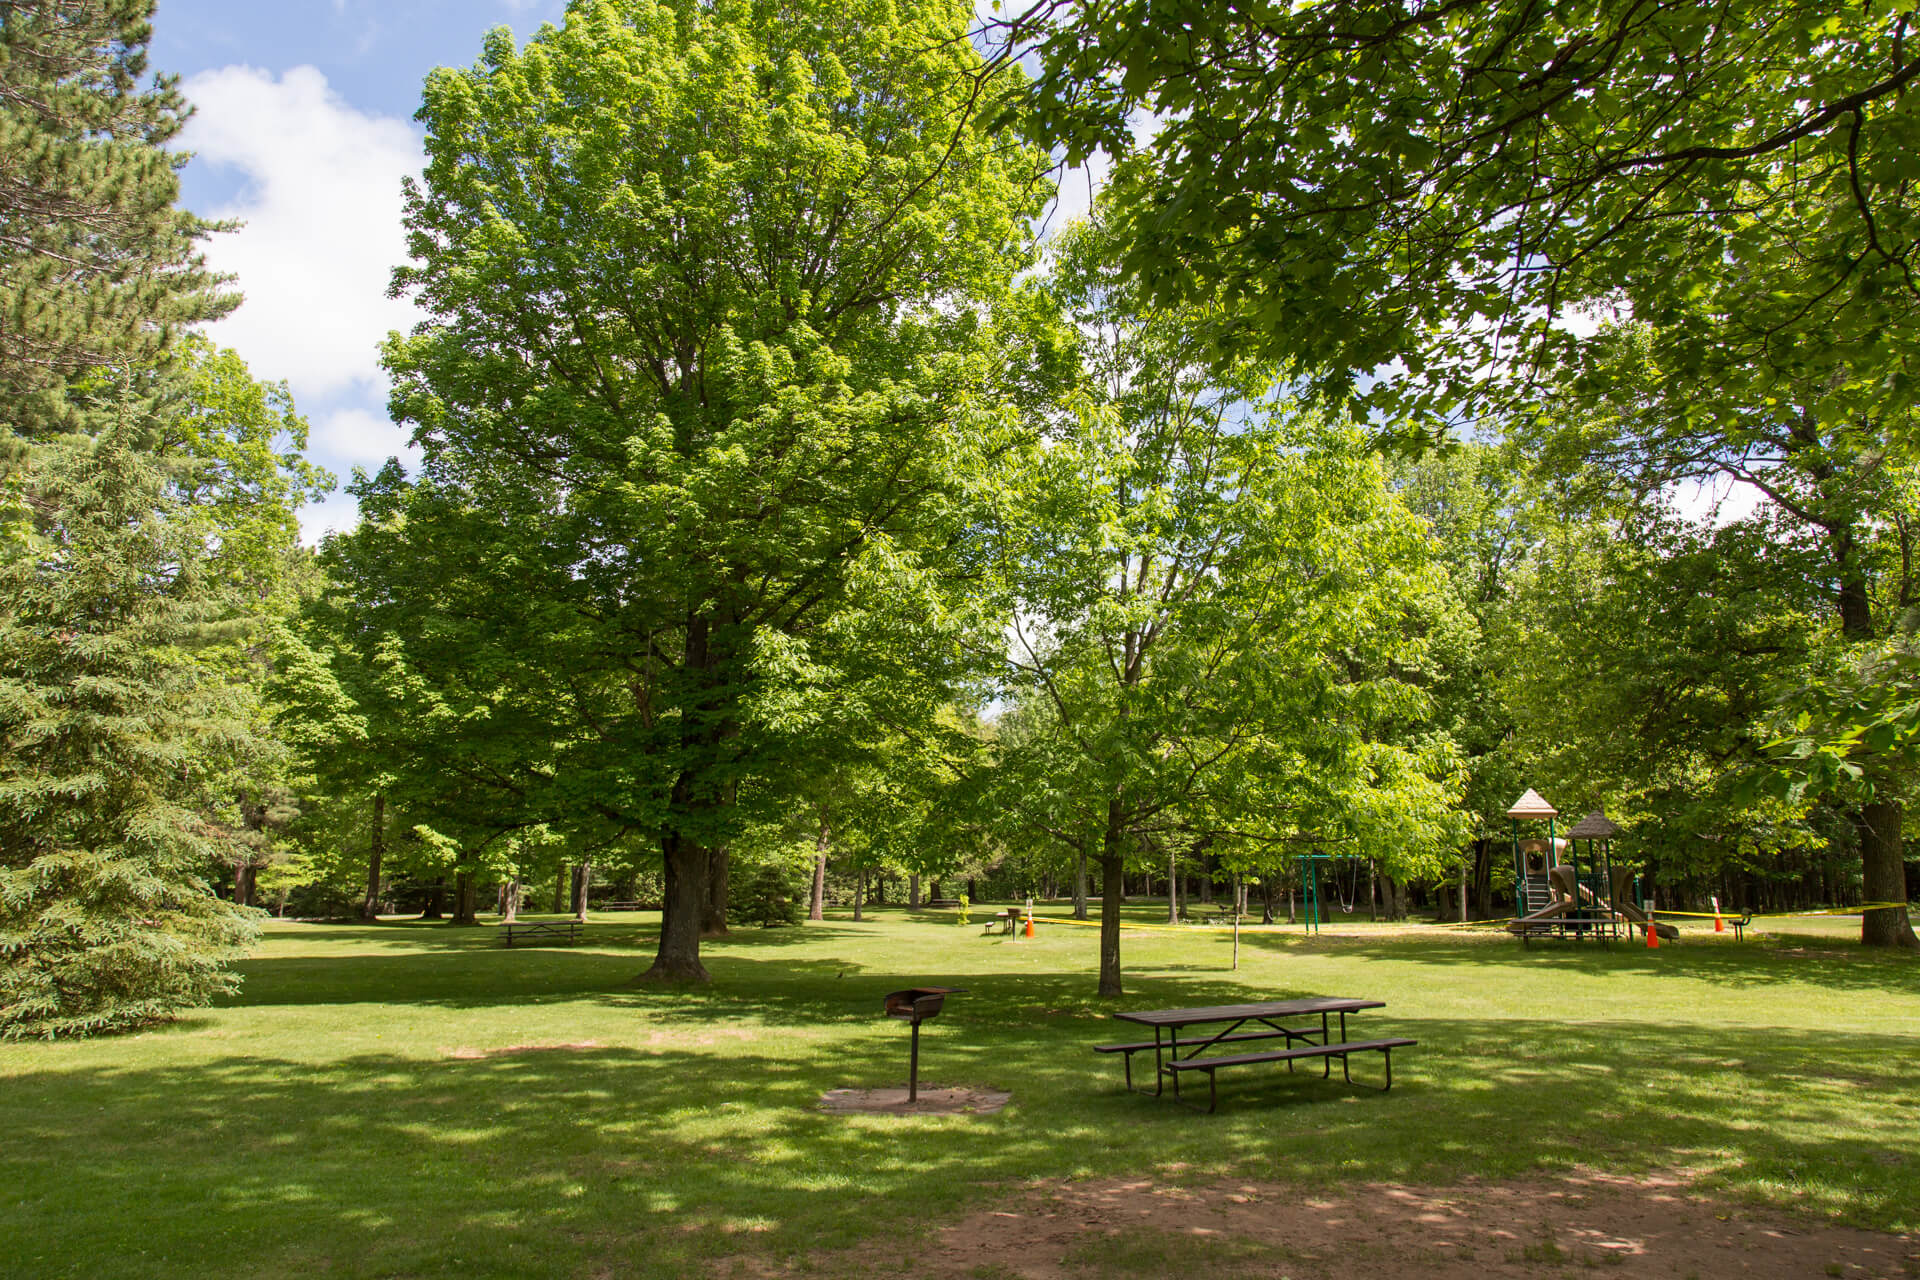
[1011, 0, 1920, 438]
[369, 0, 1048, 980]
[989, 215, 1459, 996]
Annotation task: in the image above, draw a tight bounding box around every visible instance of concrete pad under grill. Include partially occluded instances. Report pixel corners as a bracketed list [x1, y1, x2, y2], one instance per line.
[818, 1086, 1011, 1115]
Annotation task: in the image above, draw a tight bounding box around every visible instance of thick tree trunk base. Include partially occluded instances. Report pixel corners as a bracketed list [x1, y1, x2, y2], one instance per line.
[1097, 839, 1126, 998]
[633, 958, 713, 985]
[1861, 910, 1919, 949]
[1859, 800, 1919, 950]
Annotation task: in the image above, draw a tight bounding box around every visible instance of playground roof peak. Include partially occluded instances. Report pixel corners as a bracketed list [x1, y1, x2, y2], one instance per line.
[1506, 788, 1559, 818]
[1565, 811, 1622, 839]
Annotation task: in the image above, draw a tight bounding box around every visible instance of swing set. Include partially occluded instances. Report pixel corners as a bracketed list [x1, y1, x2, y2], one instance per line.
[1295, 853, 1371, 934]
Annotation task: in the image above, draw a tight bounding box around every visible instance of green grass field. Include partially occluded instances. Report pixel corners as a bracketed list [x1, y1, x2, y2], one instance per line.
[2, 906, 1916, 1279]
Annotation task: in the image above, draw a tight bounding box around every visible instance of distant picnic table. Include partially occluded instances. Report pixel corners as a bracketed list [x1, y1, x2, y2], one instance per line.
[983, 907, 1022, 935]
[501, 920, 583, 948]
[1096, 997, 1414, 1113]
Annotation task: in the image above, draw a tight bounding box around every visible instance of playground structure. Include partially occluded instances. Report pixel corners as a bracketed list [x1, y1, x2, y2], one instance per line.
[1504, 790, 1679, 943]
[1295, 852, 1370, 934]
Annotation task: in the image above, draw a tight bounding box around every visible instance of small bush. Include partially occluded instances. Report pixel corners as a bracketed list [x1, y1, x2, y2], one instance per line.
[737, 862, 805, 927]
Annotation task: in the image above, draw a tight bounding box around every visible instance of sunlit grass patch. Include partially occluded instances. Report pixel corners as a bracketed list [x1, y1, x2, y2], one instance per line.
[0, 905, 1914, 1279]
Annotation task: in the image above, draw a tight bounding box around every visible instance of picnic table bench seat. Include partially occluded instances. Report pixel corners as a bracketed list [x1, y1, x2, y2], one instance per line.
[501, 920, 583, 948]
[1094, 1027, 1324, 1089]
[1165, 1037, 1417, 1111]
[924, 897, 963, 909]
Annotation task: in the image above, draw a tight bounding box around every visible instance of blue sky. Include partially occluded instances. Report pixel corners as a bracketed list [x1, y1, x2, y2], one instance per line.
[152, 0, 1102, 541]
[153, 1, 572, 538]
[150, 2, 1754, 540]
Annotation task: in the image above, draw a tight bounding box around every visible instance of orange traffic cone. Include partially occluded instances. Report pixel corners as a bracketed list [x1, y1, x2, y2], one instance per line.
[1712, 896, 1725, 934]
[1024, 914, 1035, 939]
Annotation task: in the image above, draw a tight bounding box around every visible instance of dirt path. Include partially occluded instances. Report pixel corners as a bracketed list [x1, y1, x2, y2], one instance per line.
[902, 1171, 1917, 1279]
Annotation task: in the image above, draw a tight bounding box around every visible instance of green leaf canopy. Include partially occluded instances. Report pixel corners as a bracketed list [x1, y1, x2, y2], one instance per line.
[369, 0, 1048, 980]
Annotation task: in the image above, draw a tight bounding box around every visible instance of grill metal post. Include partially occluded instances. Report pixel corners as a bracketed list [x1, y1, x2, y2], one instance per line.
[909, 1020, 921, 1102]
[883, 986, 965, 1104]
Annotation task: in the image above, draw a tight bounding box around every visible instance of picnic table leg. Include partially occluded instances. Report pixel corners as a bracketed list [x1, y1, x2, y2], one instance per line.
[1168, 1026, 1181, 1101]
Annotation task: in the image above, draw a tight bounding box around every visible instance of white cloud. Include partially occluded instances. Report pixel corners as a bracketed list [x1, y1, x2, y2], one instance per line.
[1669, 474, 1769, 527]
[314, 406, 419, 473]
[180, 65, 423, 399]
[299, 489, 374, 543]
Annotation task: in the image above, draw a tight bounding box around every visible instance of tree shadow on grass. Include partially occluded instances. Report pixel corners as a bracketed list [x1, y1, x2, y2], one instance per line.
[223, 925, 883, 1010]
[1228, 928, 1920, 997]
[3, 1010, 1916, 1280]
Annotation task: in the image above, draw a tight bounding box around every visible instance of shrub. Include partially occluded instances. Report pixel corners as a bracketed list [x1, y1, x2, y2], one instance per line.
[736, 862, 805, 927]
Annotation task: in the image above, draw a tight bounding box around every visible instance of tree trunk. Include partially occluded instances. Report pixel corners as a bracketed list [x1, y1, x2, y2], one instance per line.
[909, 873, 921, 908]
[360, 792, 386, 922]
[449, 870, 479, 926]
[810, 810, 828, 922]
[232, 862, 256, 908]
[641, 616, 731, 981]
[642, 828, 712, 982]
[572, 860, 591, 922]
[500, 879, 520, 922]
[853, 867, 865, 922]
[1099, 797, 1127, 997]
[1458, 847, 1469, 924]
[1860, 799, 1919, 949]
[420, 877, 445, 920]
[1166, 843, 1179, 924]
[1073, 848, 1089, 920]
[703, 844, 730, 936]
[1473, 840, 1494, 917]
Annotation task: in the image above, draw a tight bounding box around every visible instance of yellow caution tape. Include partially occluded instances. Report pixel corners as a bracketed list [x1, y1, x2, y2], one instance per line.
[1650, 904, 1910, 920]
[1027, 914, 1298, 935]
[1740, 903, 1911, 918]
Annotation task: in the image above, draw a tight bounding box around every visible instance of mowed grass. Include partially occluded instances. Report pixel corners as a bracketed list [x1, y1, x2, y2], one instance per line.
[1, 905, 1916, 1279]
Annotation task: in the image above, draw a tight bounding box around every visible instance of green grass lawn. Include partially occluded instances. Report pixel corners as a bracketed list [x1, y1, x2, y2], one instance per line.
[2, 906, 1916, 1279]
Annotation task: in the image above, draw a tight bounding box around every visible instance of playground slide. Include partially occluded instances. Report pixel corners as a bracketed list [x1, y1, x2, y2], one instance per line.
[1611, 898, 1680, 941]
[1504, 899, 1570, 933]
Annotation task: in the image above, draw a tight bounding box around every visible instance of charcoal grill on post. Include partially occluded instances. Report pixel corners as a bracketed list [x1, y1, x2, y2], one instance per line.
[883, 987, 965, 1102]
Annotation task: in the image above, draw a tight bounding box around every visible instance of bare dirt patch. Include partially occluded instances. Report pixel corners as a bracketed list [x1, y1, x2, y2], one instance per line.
[817, 1085, 1012, 1116]
[904, 1171, 1916, 1279]
[441, 1040, 603, 1059]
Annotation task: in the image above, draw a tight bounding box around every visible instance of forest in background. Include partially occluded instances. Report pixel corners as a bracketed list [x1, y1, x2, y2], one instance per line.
[5, 0, 1919, 1037]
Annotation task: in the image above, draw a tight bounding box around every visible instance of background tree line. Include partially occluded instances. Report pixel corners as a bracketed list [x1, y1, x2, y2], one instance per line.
[7, 0, 1918, 1039]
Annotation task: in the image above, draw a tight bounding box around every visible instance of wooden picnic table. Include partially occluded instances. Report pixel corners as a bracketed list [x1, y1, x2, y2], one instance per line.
[501, 920, 583, 948]
[1097, 997, 1413, 1112]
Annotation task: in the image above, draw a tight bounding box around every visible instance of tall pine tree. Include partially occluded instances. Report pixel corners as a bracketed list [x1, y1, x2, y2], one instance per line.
[0, 0, 228, 413]
[0, 1, 258, 1037]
